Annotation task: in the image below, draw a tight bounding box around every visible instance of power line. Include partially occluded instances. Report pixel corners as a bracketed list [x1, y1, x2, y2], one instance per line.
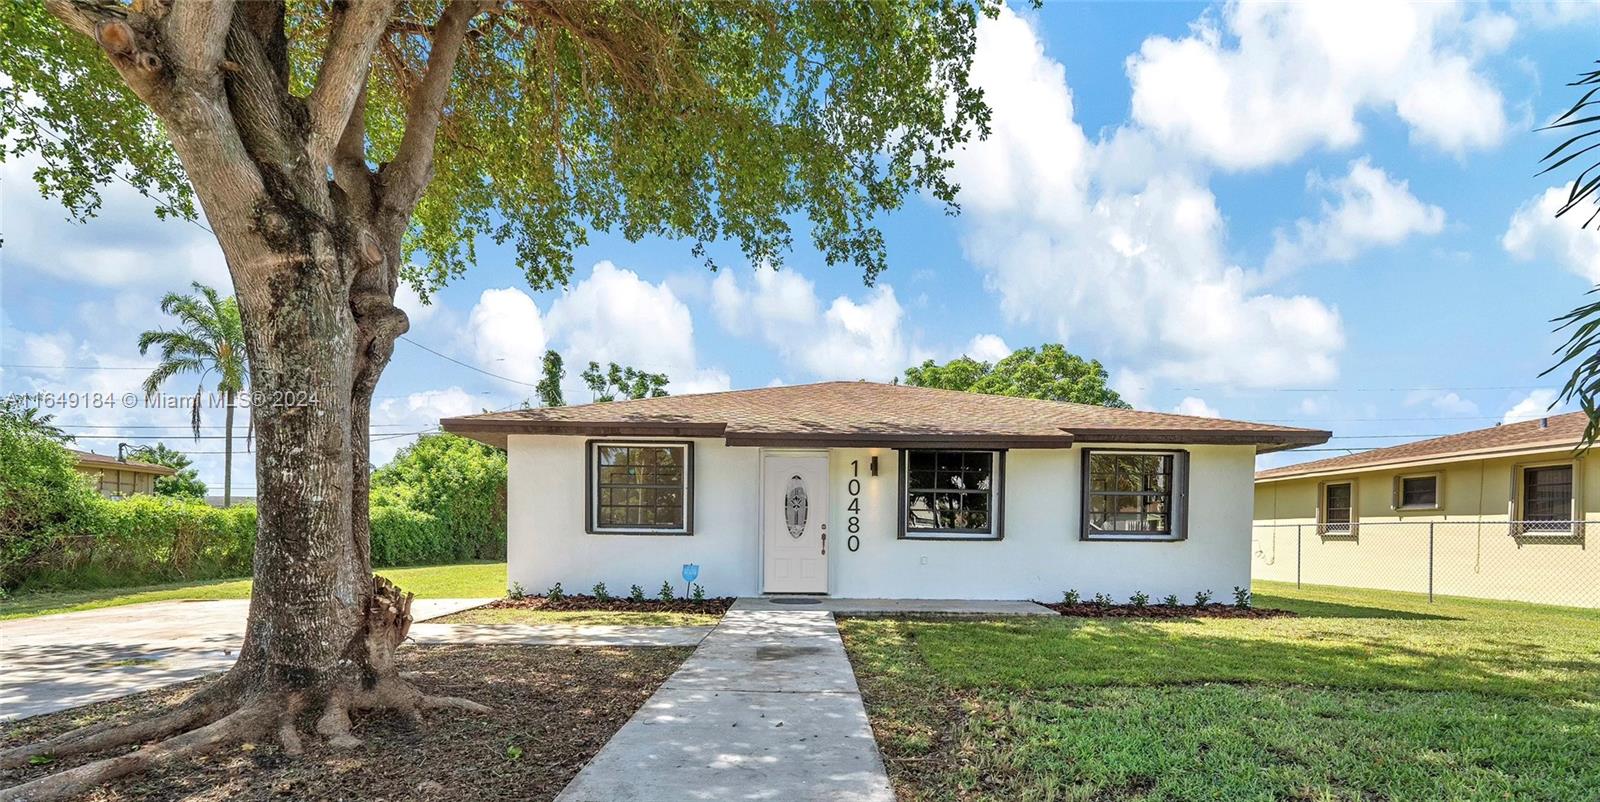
[397, 336, 538, 388]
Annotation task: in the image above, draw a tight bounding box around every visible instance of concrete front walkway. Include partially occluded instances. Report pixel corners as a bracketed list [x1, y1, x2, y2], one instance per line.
[556, 600, 894, 802]
[0, 598, 492, 721]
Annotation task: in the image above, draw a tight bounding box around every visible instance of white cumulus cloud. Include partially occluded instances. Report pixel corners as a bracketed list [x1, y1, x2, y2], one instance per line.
[467, 288, 548, 385]
[950, 7, 1347, 390]
[964, 334, 1012, 364]
[1503, 185, 1600, 283]
[1502, 389, 1563, 425]
[1173, 396, 1221, 418]
[1126, 1, 1509, 170]
[1263, 158, 1446, 279]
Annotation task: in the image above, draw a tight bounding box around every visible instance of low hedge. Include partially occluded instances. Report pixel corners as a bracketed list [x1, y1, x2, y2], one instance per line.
[3, 429, 505, 593]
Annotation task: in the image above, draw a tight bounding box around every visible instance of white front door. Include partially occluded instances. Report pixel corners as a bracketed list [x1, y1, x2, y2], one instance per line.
[762, 453, 829, 593]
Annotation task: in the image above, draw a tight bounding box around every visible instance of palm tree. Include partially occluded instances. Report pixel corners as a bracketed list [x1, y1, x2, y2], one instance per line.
[138, 282, 248, 505]
[1544, 61, 1600, 448]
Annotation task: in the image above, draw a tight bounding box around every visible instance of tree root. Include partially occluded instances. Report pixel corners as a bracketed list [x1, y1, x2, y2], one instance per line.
[0, 703, 273, 802]
[0, 677, 236, 770]
[0, 577, 491, 801]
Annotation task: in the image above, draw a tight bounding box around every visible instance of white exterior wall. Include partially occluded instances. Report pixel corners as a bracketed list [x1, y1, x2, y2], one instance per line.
[506, 435, 1258, 600]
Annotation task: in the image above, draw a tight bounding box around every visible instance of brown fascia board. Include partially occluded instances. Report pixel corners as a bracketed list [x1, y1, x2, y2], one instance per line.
[1256, 439, 1580, 482]
[722, 430, 1077, 449]
[440, 417, 729, 440]
[1063, 427, 1332, 453]
[74, 455, 177, 475]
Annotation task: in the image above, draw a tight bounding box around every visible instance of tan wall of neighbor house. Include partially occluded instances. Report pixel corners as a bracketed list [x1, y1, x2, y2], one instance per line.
[76, 466, 159, 498]
[1253, 450, 1600, 608]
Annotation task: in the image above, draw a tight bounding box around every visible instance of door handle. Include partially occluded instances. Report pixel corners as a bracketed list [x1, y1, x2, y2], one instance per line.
[821, 523, 827, 555]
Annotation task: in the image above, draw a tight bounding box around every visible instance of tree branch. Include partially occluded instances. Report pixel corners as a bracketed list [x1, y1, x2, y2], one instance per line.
[305, 0, 399, 168]
[379, 0, 485, 220]
[164, 0, 236, 75]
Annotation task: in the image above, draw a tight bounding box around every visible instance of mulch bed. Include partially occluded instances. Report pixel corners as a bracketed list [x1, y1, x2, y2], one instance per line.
[1, 643, 689, 802]
[1040, 602, 1295, 619]
[488, 593, 735, 615]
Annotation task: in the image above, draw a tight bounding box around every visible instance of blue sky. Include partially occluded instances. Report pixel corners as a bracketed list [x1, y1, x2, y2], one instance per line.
[4, 1, 1600, 494]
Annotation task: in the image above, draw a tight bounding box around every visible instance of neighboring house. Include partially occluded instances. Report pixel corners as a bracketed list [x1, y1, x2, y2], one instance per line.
[443, 381, 1327, 600]
[69, 448, 176, 498]
[1253, 412, 1600, 607]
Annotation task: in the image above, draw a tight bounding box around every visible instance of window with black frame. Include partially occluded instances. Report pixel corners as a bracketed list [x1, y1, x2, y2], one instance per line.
[900, 449, 1001, 539]
[589, 442, 691, 534]
[1082, 450, 1187, 541]
[1521, 464, 1573, 533]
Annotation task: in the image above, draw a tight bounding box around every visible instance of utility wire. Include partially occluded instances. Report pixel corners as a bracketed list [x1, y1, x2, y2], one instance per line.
[396, 336, 538, 388]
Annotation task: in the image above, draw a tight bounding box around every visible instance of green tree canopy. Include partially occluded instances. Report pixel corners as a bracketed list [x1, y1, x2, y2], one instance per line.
[904, 344, 1131, 408]
[130, 443, 208, 499]
[582, 361, 669, 402]
[536, 349, 565, 408]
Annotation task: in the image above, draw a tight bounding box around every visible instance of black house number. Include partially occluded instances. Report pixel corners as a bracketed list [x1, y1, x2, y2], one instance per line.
[846, 460, 863, 552]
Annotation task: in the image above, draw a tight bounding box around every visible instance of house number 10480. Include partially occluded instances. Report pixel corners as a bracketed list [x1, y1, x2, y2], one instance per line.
[846, 460, 863, 552]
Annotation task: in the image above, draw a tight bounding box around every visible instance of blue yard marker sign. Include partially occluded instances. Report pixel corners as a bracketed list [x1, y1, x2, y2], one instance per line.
[682, 563, 700, 598]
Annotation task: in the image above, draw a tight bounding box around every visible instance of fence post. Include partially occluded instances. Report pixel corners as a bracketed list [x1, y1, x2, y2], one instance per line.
[1296, 524, 1302, 589]
[1427, 522, 1435, 603]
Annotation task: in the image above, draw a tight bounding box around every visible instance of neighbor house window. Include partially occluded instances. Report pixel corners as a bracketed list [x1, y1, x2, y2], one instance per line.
[587, 442, 693, 534]
[1518, 463, 1574, 534]
[1319, 480, 1356, 535]
[1395, 473, 1440, 511]
[899, 449, 1003, 539]
[1081, 450, 1188, 541]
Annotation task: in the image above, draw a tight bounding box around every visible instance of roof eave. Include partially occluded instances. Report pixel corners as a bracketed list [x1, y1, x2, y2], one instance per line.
[1255, 439, 1582, 482]
[723, 431, 1076, 449]
[1065, 428, 1332, 453]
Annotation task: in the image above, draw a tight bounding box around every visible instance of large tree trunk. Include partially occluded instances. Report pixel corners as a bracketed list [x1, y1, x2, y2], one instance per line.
[1, 5, 486, 799]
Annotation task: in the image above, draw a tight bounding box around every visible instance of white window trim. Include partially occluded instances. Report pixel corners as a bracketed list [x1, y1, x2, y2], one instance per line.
[587, 440, 694, 536]
[1317, 479, 1359, 536]
[1510, 458, 1581, 537]
[1392, 471, 1443, 512]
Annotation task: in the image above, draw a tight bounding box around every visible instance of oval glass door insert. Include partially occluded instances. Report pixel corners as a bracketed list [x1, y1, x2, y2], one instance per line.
[784, 475, 808, 538]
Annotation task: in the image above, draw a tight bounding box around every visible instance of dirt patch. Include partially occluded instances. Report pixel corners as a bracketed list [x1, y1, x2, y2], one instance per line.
[1039, 602, 1295, 619]
[2, 644, 688, 801]
[489, 593, 735, 616]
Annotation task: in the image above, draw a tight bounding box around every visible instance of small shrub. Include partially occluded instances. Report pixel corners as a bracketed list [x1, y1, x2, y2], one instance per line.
[546, 582, 565, 602]
[508, 582, 526, 601]
[1062, 589, 1080, 605]
[659, 580, 676, 603]
[1091, 592, 1113, 608]
[1160, 594, 1179, 607]
[691, 583, 705, 602]
[1194, 589, 1213, 607]
[1129, 591, 1149, 608]
[629, 584, 646, 602]
[1233, 586, 1252, 609]
[592, 582, 610, 601]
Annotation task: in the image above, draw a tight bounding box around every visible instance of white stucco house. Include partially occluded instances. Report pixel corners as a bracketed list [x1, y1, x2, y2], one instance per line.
[443, 381, 1329, 600]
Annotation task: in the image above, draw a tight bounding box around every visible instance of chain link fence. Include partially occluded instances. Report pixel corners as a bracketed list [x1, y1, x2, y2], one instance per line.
[1252, 520, 1600, 609]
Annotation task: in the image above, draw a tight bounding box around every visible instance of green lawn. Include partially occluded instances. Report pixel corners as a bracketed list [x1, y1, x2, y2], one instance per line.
[435, 607, 722, 627]
[0, 562, 507, 621]
[839, 581, 1600, 801]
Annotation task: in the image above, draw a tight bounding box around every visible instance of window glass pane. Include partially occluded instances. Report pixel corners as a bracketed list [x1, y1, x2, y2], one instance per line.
[594, 445, 688, 530]
[904, 451, 997, 535]
[1524, 465, 1572, 521]
[1086, 451, 1177, 536]
[1400, 476, 1436, 508]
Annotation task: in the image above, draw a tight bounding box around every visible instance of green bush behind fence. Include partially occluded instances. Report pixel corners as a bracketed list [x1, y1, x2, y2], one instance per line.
[2, 431, 506, 593]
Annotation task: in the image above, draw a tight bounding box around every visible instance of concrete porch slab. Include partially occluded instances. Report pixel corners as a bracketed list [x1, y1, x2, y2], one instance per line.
[734, 596, 1055, 617]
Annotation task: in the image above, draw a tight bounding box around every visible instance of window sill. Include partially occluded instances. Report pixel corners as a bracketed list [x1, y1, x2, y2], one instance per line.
[900, 531, 1002, 542]
[1081, 533, 1184, 543]
[586, 528, 693, 536]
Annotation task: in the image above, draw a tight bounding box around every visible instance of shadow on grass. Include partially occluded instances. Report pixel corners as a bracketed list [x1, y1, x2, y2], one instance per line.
[1253, 593, 1457, 621]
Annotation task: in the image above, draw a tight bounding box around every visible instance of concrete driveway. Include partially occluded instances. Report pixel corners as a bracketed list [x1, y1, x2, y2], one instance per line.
[0, 598, 491, 722]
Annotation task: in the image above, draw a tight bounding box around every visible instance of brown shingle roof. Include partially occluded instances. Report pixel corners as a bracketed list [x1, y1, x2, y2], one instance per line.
[1256, 411, 1588, 481]
[442, 381, 1329, 452]
[68, 448, 177, 475]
